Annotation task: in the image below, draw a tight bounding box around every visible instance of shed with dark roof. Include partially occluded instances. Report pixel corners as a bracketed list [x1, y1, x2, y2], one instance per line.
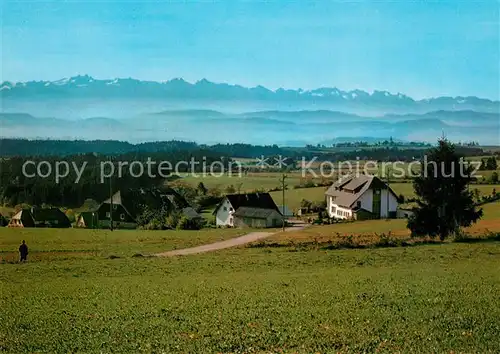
[8, 207, 71, 228]
[213, 192, 282, 228]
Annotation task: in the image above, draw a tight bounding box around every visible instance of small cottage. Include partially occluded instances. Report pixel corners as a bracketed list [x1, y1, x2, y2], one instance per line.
[214, 192, 283, 228]
[8, 207, 71, 228]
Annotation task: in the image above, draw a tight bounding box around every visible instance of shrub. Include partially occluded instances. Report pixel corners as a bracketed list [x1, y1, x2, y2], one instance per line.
[165, 213, 180, 229]
[491, 172, 499, 184]
[176, 216, 204, 230]
[65, 209, 76, 223]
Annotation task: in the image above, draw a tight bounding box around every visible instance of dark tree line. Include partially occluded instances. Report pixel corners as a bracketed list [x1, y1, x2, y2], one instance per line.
[0, 151, 229, 208]
[0, 138, 486, 161]
[479, 157, 498, 171]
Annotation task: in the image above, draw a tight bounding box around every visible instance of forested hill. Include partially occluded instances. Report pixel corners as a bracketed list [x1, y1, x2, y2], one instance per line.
[0, 138, 488, 162]
[0, 139, 286, 158]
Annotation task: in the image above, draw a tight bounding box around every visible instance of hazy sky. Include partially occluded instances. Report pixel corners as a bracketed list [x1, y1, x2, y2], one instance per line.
[1, 1, 499, 99]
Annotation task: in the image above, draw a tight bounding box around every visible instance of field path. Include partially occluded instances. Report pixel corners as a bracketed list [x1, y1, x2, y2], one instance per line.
[155, 221, 308, 257]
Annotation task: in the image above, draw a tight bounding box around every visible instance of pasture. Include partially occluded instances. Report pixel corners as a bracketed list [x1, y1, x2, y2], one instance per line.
[266, 201, 500, 246]
[268, 183, 500, 212]
[1, 233, 499, 352]
[0, 228, 252, 261]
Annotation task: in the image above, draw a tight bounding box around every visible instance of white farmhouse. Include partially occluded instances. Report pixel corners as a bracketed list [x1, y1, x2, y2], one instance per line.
[214, 192, 283, 228]
[325, 174, 398, 220]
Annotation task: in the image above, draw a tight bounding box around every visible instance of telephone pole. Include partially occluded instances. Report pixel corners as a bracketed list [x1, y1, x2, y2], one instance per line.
[109, 156, 114, 231]
[281, 174, 287, 232]
[386, 165, 391, 219]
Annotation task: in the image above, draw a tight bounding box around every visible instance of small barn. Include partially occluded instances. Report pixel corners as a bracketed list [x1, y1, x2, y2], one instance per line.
[8, 207, 71, 228]
[76, 211, 100, 228]
[233, 207, 283, 228]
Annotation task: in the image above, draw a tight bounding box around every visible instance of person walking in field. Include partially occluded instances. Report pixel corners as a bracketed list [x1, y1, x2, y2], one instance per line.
[19, 240, 28, 262]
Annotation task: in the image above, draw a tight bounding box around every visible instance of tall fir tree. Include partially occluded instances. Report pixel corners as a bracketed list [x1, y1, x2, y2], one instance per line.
[408, 139, 482, 240]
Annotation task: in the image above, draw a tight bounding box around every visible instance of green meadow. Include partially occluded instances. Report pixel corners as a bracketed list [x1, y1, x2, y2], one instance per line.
[1, 236, 499, 353]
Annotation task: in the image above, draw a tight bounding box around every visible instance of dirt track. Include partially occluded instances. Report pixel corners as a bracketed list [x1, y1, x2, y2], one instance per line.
[155, 222, 308, 257]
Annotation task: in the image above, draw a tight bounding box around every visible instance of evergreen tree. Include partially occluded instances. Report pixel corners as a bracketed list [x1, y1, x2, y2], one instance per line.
[408, 139, 482, 240]
[486, 157, 497, 170]
[196, 182, 208, 196]
[480, 158, 487, 170]
[491, 172, 499, 184]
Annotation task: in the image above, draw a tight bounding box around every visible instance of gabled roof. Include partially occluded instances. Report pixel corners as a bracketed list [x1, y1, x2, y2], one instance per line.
[325, 174, 398, 209]
[31, 208, 70, 224]
[12, 208, 71, 226]
[233, 207, 280, 219]
[182, 207, 202, 220]
[100, 187, 191, 219]
[214, 192, 281, 215]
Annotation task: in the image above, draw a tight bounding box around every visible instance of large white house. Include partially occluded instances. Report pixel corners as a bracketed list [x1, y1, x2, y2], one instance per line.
[214, 192, 283, 228]
[325, 174, 399, 220]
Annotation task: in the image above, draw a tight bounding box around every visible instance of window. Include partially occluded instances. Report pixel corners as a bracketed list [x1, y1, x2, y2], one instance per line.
[230, 207, 233, 212]
[229, 217, 233, 224]
[120, 213, 125, 221]
[113, 204, 118, 210]
[223, 206, 227, 211]
[106, 212, 110, 218]
[357, 201, 361, 208]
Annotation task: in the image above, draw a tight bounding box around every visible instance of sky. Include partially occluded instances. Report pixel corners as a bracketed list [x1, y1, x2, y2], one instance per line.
[1, 1, 499, 100]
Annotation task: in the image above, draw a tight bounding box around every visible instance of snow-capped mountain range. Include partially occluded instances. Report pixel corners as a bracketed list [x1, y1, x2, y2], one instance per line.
[1, 75, 498, 145]
[1, 75, 498, 113]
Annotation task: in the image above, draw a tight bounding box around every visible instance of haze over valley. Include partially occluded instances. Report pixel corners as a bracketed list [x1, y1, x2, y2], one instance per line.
[1, 76, 499, 145]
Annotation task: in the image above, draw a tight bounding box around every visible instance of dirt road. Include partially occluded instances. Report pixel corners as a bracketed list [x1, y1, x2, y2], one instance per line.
[155, 222, 308, 257]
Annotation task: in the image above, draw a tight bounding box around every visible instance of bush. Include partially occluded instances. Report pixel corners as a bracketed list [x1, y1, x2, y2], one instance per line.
[193, 195, 222, 210]
[491, 172, 499, 184]
[0, 215, 7, 227]
[176, 216, 204, 230]
[165, 213, 180, 229]
[65, 209, 76, 223]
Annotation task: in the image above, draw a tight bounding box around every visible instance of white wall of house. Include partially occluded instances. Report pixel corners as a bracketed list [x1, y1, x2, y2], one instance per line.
[326, 188, 397, 219]
[327, 199, 353, 220]
[380, 189, 398, 218]
[215, 198, 235, 226]
[357, 189, 373, 211]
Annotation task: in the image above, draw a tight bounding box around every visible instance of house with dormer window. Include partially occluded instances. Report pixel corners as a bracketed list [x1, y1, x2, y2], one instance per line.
[325, 174, 398, 220]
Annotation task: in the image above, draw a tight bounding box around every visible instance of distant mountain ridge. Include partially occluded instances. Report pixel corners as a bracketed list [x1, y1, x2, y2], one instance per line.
[1, 109, 498, 145]
[2, 75, 498, 112]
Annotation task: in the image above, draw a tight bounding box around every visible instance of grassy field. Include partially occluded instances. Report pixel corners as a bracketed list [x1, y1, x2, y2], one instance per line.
[270, 186, 328, 210]
[390, 182, 499, 199]
[1, 239, 499, 352]
[267, 201, 500, 245]
[176, 171, 327, 192]
[268, 183, 500, 212]
[0, 228, 253, 261]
